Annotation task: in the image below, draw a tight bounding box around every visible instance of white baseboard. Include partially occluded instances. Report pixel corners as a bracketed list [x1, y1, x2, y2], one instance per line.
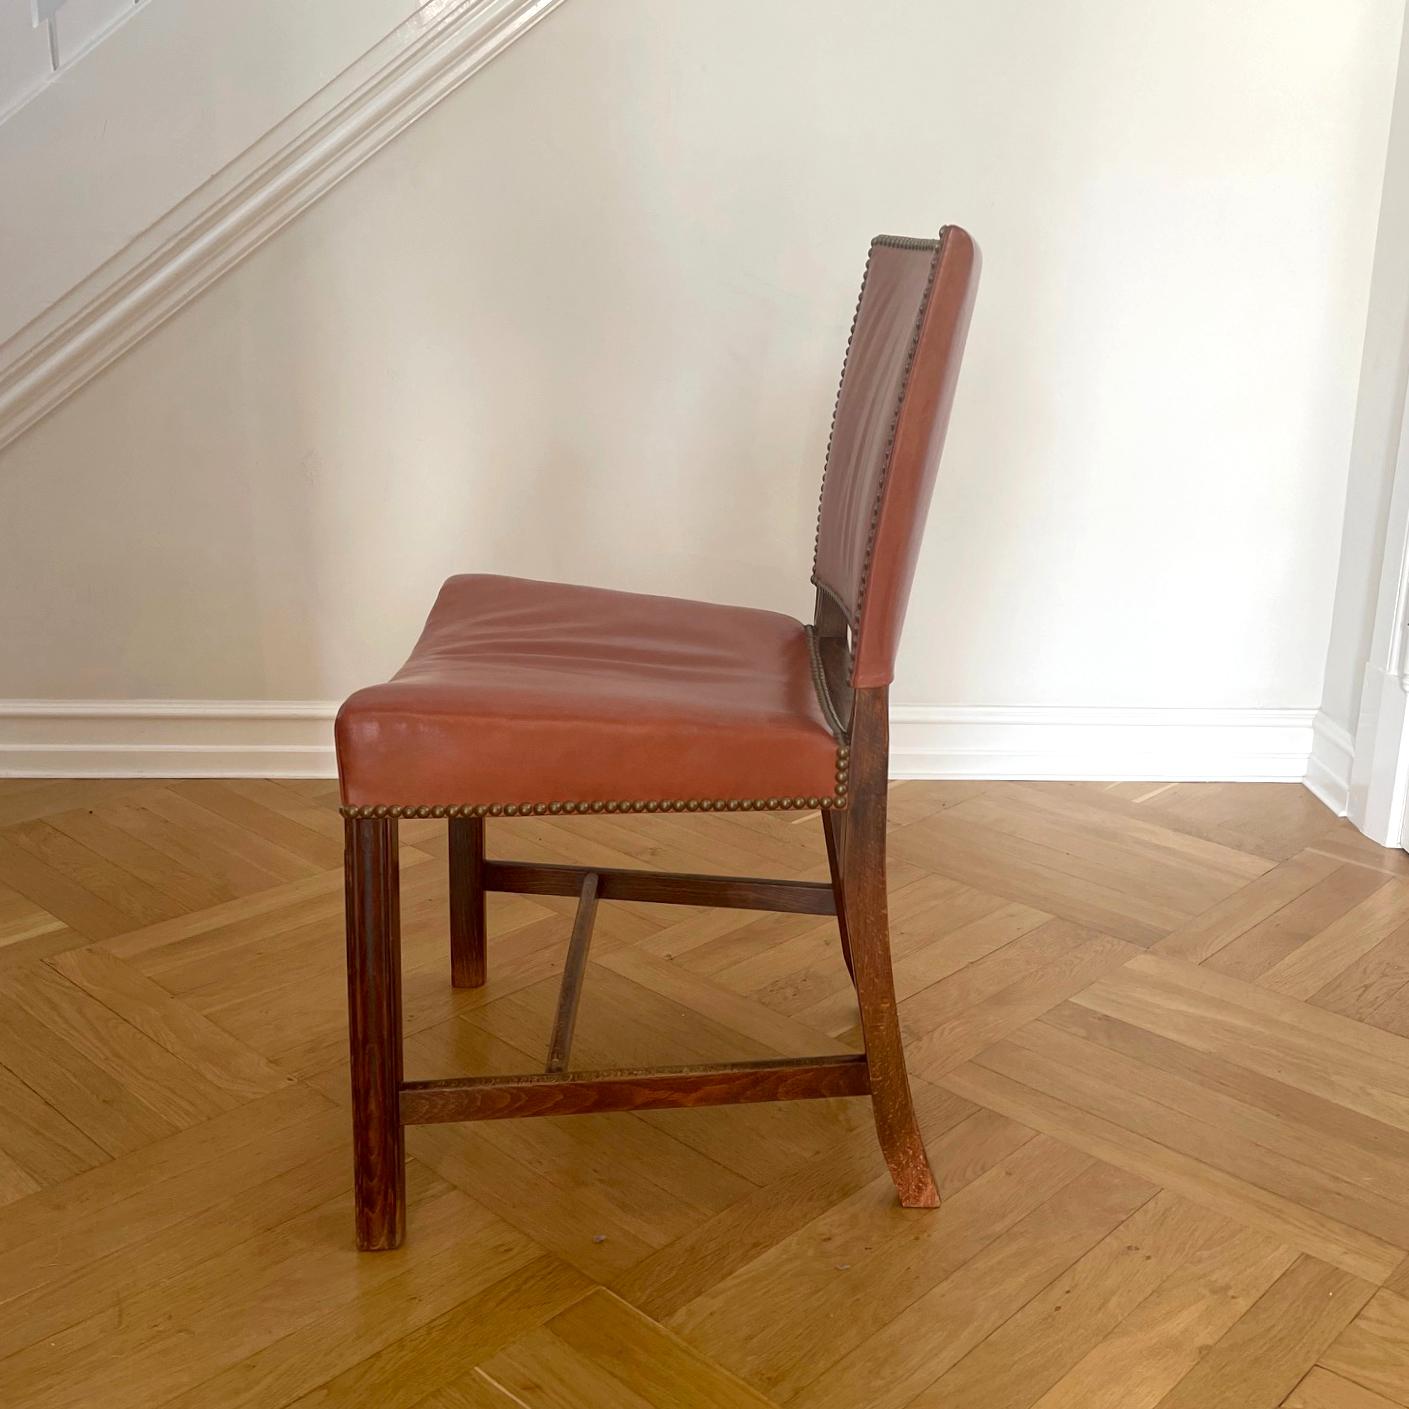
[1305, 709, 1354, 818]
[0, 700, 339, 778]
[0, 699, 1320, 784]
[889, 705, 1317, 783]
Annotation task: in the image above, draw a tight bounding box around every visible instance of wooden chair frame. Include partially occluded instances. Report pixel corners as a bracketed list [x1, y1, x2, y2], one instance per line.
[344, 590, 938, 1250]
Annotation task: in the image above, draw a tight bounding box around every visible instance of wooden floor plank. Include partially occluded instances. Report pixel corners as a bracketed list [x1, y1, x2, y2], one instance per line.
[0, 1085, 335, 1303]
[166, 1249, 584, 1409]
[905, 1192, 1237, 1409]
[0, 962, 241, 1129]
[1074, 954, 1409, 1135]
[1038, 1001, 1409, 1220]
[903, 923, 1138, 1077]
[3, 776, 1407, 1409]
[940, 1061, 1404, 1281]
[45, 947, 291, 1101]
[1284, 1367, 1408, 1408]
[0, 879, 68, 956]
[610, 1082, 974, 1321]
[166, 780, 347, 870]
[482, 1288, 783, 1409]
[789, 1160, 1164, 1409]
[1150, 1256, 1374, 1409]
[1258, 882, 1409, 1003]
[1202, 866, 1390, 984]
[666, 1127, 1085, 1398]
[944, 784, 1271, 911]
[1319, 1289, 1409, 1407]
[1312, 925, 1409, 1029]
[0, 1057, 109, 1190]
[1030, 1225, 1299, 1409]
[0, 1164, 478, 1409]
[887, 811, 1189, 944]
[41, 806, 233, 913]
[976, 1021, 1409, 1248]
[1153, 852, 1345, 966]
[0, 833, 144, 941]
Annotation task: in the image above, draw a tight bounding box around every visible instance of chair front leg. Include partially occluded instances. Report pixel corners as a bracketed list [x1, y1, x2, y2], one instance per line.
[449, 816, 487, 988]
[345, 816, 406, 1250]
[843, 689, 941, 1209]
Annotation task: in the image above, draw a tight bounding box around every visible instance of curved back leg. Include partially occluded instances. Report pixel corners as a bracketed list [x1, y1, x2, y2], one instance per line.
[842, 688, 941, 1208]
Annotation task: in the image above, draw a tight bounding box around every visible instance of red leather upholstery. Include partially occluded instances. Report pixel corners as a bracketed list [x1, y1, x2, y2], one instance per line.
[814, 229, 979, 687]
[336, 576, 840, 810]
[336, 229, 978, 811]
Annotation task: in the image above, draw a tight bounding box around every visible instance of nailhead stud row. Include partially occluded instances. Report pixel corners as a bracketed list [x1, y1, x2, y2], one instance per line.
[340, 748, 850, 820]
[809, 230, 947, 683]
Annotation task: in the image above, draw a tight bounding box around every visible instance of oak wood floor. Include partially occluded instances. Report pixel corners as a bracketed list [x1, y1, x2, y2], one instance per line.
[1, 776, 1409, 1406]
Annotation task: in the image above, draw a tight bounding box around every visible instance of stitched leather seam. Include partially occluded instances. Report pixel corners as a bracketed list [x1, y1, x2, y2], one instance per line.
[810, 230, 947, 684]
[804, 624, 849, 740]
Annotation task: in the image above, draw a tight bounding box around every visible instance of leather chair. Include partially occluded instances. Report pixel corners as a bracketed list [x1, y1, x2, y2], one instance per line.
[336, 227, 980, 1249]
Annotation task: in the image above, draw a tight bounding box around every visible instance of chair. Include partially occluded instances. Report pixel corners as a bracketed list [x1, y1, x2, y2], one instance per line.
[335, 226, 980, 1249]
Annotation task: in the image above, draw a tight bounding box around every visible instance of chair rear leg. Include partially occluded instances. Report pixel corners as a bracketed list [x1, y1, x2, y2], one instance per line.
[345, 816, 406, 1249]
[843, 794, 940, 1207]
[842, 688, 941, 1209]
[449, 816, 487, 988]
[821, 809, 856, 985]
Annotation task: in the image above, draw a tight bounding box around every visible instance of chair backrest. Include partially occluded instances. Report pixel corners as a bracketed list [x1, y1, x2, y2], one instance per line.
[812, 227, 979, 689]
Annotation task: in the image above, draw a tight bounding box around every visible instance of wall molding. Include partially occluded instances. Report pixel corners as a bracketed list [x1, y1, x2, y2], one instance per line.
[1305, 709, 1354, 817]
[0, 0, 565, 452]
[0, 700, 339, 778]
[889, 704, 1318, 784]
[1, 699, 1322, 785]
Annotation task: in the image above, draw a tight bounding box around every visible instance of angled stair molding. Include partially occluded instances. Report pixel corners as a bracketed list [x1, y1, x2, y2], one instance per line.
[0, 0, 566, 453]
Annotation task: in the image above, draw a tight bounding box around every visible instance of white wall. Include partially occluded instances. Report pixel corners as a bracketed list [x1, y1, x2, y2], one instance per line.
[3, 0, 145, 126]
[1312, 8, 1409, 829]
[1321, 10, 1409, 740]
[0, 0, 419, 344]
[0, 0, 1402, 772]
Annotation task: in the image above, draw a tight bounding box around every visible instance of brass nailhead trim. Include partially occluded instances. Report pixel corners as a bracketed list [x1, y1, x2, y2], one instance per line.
[870, 234, 941, 252]
[809, 230, 948, 684]
[339, 752, 850, 820]
[809, 243, 875, 590]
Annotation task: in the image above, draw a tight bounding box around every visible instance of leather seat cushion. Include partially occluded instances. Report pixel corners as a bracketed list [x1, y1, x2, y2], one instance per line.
[335, 575, 843, 811]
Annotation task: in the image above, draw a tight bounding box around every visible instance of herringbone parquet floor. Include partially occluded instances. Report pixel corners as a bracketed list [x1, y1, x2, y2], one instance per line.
[2, 776, 1409, 1407]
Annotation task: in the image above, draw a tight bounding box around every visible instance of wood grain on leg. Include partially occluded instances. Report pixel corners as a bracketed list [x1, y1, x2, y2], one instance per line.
[345, 815, 405, 1250]
[846, 687, 941, 1209]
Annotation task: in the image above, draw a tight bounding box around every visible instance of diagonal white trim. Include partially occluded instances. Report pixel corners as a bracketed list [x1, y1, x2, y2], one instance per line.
[0, 0, 566, 452]
[0, 698, 1322, 785]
